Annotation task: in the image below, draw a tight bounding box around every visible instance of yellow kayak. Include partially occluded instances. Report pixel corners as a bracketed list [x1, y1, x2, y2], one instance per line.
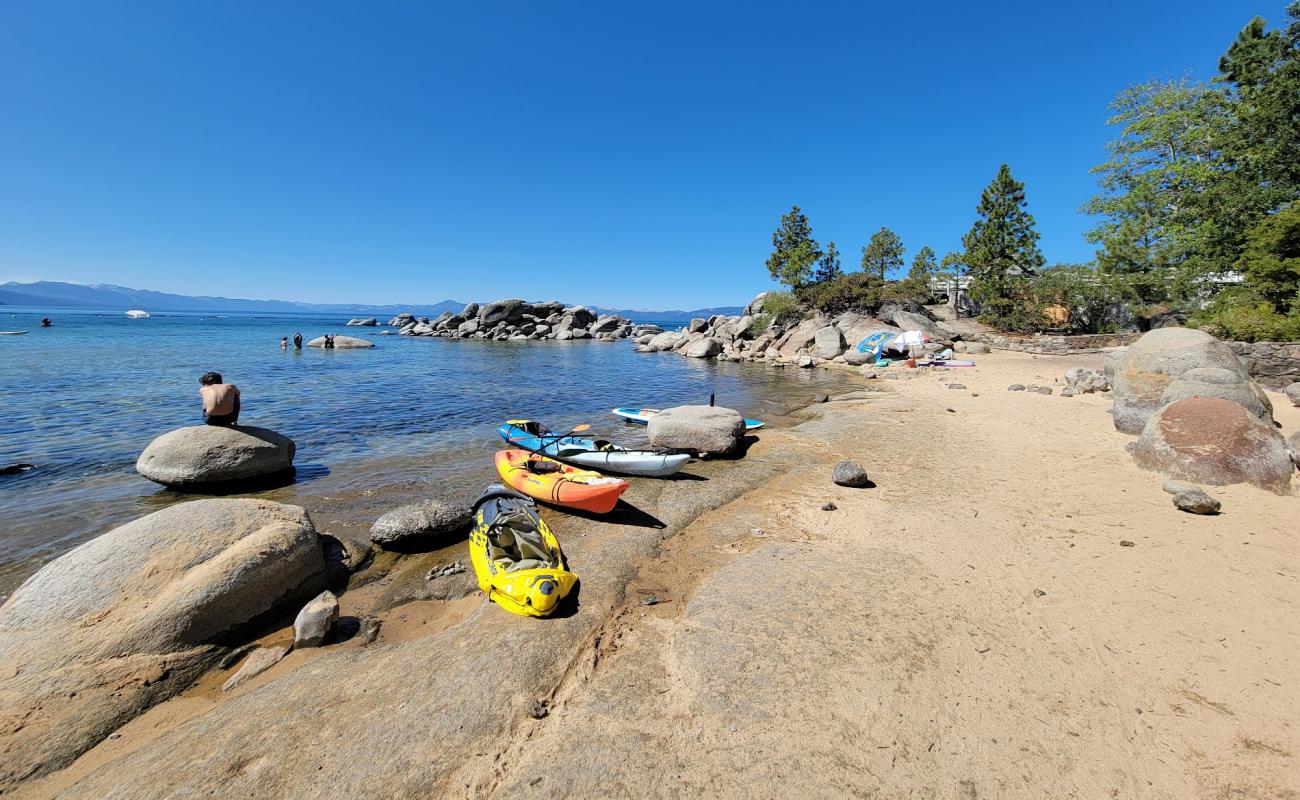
[468, 484, 578, 618]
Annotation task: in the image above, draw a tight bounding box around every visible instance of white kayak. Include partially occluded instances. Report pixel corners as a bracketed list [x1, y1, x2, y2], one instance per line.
[0, 330, 28, 335]
[499, 421, 691, 478]
[612, 406, 765, 430]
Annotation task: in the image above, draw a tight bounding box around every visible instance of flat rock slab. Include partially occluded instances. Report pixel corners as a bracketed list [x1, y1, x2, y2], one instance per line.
[222, 646, 289, 692]
[0, 499, 325, 789]
[306, 335, 374, 348]
[136, 425, 295, 489]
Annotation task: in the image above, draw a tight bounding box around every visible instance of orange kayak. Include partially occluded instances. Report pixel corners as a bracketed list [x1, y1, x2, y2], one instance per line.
[493, 450, 629, 514]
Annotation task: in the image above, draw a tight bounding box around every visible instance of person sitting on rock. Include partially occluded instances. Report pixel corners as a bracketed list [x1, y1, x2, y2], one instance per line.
[199, 372, 240, 426]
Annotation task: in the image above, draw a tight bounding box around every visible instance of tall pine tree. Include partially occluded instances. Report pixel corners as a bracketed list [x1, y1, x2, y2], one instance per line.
[814, 241, 843, 283]
[908, 245, 938, 281]
[765, 206, 823, 290]
[962, 164, 1045, 328]
[860, 227, 904, 278]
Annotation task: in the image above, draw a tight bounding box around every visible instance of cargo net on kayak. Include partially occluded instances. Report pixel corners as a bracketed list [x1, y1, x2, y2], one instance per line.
[486, 510, 556, 573]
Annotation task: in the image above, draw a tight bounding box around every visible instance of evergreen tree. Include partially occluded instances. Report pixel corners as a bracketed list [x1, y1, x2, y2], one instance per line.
[765, 206, 823, 290]
[814, 241, 843, 283]
[908, 245, 938, 281]
[962, 164, 1045, 327]
[938, 251, 966, 279]
[860, 227, 904, 278]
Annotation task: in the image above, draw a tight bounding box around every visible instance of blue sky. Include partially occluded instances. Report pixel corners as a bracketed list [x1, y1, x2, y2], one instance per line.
[0, 1, 1280, 309]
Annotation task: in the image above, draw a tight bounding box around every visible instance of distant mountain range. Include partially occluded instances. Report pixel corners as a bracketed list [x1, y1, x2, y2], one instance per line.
[0, 281, 743, 322]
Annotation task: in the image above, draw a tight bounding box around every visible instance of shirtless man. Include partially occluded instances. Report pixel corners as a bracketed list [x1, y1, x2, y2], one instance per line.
[199, 372, 241, 426]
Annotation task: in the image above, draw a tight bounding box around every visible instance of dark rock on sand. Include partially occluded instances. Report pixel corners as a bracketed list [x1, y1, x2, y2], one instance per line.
[647, 405, 745, 455]
[820, 501, 837, 511]
[1131, 396, 1294, 493]
[1173, 490, 1221, 515]
[832, 461, 870, 487]
[0, 499, 325, 789]
[369, 500, 470, 548]
[293, 590, 340, 648]
[136, 425, 295, 489]
[947, 383, 966, 390]
[1008, 384, 1025, 391]
[358, 616, 382, 645]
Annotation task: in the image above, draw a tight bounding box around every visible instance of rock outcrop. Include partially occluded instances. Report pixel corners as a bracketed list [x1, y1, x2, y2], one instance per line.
[369, 500, 470, 548]
[0, 499, 326, 788]
[390, 300, 632, 342]
[136, 425, 295, 489]
[647, 406, 746, 455]
[1130, 396, 1294, 493]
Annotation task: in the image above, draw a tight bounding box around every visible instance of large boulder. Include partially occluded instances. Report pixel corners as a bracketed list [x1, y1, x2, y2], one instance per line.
[1130, 397, 1294, 493]
[843, 347, 876, 366]
[890, 310, 952, 343]
[647, 330, 686, 352]
[683, 337, 723, 359]
[369, 499, 470, 548]
[813, 326, 846, 359]
[306, 335, 374, 348]
[647, 405, 746, 455]
[1111, 327, 1248, 434]
[589, 316, 622, 335]
[1285, 382, 1300, 407]
[136, 425, 295, 489]
[1158, 367, 1273, 422]
[478, 299, 526, 327]
[0, 499, 326, 788]
[744, 292, 768, 317]
[775, 316, 824, 358]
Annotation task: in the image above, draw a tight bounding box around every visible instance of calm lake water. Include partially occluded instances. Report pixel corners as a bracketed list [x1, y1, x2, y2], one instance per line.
[0, 308, 855, 595]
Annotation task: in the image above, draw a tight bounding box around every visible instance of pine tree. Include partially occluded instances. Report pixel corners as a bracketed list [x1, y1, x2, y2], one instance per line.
[962, 164, 1045, 327]
[860, 227, 904, 278]
[908, 245, 938, 281]
[813, 241, 843, 283]
[765, 206, 823, 290]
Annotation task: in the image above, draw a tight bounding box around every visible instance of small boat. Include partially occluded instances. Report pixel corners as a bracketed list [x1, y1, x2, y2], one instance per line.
[125, 309, 150, 318]
[0, 330, 28, 336]
[612, 406, 765, 430]
[494, 450, 628, 514]
[468, 484, 578, 617]
[499, 420, 691, 477]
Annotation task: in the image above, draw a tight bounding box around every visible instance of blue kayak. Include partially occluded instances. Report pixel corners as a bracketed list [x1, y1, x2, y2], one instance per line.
[611, 407, 765, 431]
[499, 421, 691, 478]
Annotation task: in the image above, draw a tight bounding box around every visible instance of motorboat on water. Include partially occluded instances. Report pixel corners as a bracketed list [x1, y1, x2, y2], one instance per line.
[125, 309, 150, 318]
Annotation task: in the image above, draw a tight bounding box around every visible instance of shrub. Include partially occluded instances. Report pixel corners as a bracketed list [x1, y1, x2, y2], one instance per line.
[745, 312, 773, 338]
[761, 291, 804, 326]
[1193, 287, 1300, 341]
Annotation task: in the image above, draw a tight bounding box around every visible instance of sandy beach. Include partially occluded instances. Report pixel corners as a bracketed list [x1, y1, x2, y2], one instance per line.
[17, 350, 1297, 799]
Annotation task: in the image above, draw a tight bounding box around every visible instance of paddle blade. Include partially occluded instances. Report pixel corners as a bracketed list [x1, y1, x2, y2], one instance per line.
[570, 424, 591, 433]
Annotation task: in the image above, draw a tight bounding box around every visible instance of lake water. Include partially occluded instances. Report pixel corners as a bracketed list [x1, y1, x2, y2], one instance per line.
[0, 308, 855, 595]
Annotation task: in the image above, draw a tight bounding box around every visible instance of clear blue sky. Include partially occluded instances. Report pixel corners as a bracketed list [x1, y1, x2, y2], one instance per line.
[0, 1, 1280, 309]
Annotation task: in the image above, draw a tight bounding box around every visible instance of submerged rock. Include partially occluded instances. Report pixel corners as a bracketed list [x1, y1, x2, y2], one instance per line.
[1131, 396, 1293, 493]
[306, 335, 374, 348]
[0, 499, 325, 789]
[293, 590, 340, 648]
[136, 425, 295, 489]
[647, 405, 745, 455]
[369, 500, 470, 548]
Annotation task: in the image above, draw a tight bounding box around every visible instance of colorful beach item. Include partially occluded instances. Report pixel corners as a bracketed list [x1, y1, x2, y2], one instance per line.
[499, 420, 690, 477]
[494, 450, 629, 514]
[468, 484, 577, 618]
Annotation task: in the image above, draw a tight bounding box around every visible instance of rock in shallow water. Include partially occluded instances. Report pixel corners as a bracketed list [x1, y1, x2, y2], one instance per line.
[294, 590, 340, 648]
[369, 500, 469, 548]
[306, 335, 374, 348]
[832, 461, 870, 487]
[0, 499, 325, 789]
[136, 425, 295, 489]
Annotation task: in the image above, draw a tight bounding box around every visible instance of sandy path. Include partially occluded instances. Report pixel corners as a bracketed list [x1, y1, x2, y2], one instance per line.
[471, 352, 1299, 798]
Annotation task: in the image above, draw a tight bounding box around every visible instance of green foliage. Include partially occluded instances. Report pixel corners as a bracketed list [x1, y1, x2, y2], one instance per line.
[799, 273, 930, 316]
[908, 246, 938, 281]
[814, 241, 843, 283]
[860, 227, 905, 278]
[1196, 203, 1300, 340]
[761, 291, 804, 326]
[746, 312, 774, 337]
[1025, 264, 1122, 334]
[962, 164, 1045, 328]
[937, 251, 966, 280]
[765, 206, 823, 290]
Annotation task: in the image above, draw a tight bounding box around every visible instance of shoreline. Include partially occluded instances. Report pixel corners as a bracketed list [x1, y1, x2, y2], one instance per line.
[10, 350, 1299, 797]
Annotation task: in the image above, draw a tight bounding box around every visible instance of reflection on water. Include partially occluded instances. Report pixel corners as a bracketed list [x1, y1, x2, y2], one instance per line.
[0, 309, 856, 593]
